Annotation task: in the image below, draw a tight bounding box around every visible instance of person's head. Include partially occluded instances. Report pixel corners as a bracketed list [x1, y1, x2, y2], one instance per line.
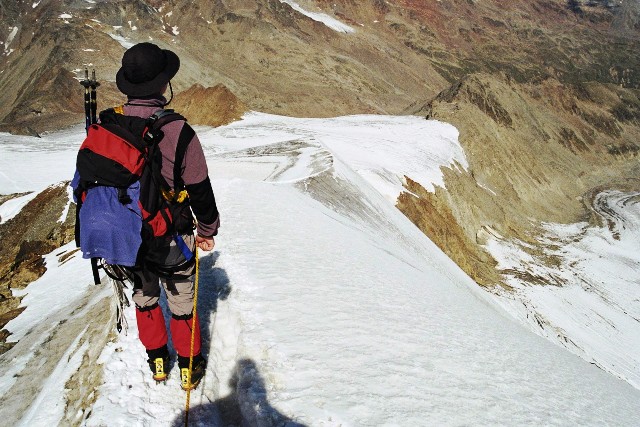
[116, 42, 180, 98]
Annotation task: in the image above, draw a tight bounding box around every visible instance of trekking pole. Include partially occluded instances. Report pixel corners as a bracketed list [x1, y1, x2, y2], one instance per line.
[80, 68, 92, 134]
[184, 247, 199, 427]
[90, 69, 100, 125]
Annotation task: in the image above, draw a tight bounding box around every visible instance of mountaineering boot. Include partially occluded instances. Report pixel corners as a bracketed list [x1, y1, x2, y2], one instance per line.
[151, 356, 169, 382]
[147, 345, 170, 382]
[178, 353, 206, 390]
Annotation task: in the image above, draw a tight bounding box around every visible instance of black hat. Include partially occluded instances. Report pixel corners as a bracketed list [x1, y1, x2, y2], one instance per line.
[116, 42, 180, 97]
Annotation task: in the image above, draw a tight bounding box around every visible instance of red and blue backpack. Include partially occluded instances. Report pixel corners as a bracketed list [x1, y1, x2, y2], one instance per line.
[72, 107, 197, 284]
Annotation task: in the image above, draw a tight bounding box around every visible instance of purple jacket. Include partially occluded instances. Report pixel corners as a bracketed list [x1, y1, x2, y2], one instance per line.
[72, 172, 142, 266]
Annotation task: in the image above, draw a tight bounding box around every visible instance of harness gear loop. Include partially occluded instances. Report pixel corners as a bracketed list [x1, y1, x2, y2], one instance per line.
[184, 246, 199, 426]
[162, 188, 189, 203]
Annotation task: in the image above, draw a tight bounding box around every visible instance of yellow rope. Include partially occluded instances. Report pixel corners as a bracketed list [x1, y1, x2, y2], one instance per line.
[184, 247, 199, 427]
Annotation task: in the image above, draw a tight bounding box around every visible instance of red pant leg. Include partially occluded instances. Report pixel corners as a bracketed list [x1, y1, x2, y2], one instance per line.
[170, 315, 201, 357]
[136, 305, 168, 351]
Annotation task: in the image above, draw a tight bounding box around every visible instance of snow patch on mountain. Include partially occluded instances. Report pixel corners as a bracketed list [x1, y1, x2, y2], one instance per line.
[279, 0, 355, 33]
[108, 31, 134, 49]
[0, 192, 36, 224]
[204, 113, 465, 202]
[3, 26, 18, 54]
[0, 127, 83, 193]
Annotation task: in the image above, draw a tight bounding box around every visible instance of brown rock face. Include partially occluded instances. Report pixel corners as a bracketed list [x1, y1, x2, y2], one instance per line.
[171, 84, 248, 127]
[1, 0, 638, 134]
[397, 176, 502, 287]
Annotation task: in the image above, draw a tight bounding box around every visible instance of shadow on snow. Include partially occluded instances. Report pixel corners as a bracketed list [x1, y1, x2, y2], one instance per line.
[197, 250, 232, 355]
[171, 358, 307, 427]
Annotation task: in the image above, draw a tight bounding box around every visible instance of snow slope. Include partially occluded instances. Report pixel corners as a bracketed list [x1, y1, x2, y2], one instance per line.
[0, 114, 639, 426]
[485, 190, 640, 390]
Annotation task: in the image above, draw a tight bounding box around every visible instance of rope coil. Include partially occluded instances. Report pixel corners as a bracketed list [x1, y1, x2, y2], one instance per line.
[184, 247, 199, 426]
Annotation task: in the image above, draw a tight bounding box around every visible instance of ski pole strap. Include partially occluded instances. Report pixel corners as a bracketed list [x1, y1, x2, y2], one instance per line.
[90, 69, 99, 125]
[80, 69, 92, 134]
[84, 91, 91, 132]
[90, 257, 101, 285]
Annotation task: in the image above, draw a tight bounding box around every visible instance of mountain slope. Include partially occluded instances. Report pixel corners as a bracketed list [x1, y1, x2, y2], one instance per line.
[1, 0, 638, 133]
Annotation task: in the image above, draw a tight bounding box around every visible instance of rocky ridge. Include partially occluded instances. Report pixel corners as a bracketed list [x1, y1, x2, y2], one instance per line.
[0, 184, 75, 353]
[3, 0, 635, 134]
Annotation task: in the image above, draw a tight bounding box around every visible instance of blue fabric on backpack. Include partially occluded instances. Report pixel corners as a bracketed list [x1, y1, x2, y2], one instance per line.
[72, 172, 142, 266]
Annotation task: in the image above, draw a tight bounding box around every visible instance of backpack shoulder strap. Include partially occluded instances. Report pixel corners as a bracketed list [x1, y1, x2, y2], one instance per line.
[173, 123, 196, 192]
[139, 109, 193, 192]
[147, 109, 185, 129]
[143, 109, 193, 192]
[143, 109, 185, 146]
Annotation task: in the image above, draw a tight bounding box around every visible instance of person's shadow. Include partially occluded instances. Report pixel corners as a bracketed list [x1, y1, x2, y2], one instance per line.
[197, 251, 231, 353]
[170, 358, 307, 427]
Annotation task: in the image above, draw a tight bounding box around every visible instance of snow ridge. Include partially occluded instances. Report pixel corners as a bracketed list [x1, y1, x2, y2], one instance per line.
[1, 115, 639, 425]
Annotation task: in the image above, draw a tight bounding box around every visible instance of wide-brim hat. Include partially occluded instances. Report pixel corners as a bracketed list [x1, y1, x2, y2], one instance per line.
[116, 42, 180, 97]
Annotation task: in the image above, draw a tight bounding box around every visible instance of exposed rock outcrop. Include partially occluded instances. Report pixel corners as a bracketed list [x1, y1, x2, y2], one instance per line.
[0, 184, 75, 353]
[397, 176, 502, 287]
[172, 83, 248, 127]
